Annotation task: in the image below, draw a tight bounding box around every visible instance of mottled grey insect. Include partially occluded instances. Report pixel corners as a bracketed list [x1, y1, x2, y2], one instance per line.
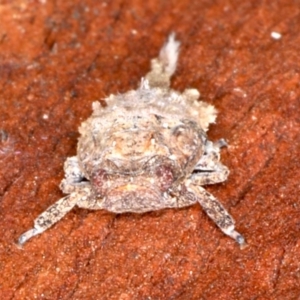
[18, 34, 245, 247]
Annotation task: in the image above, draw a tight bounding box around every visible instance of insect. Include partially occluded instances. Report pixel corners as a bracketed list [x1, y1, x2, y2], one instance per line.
[18, 34, 245, 247]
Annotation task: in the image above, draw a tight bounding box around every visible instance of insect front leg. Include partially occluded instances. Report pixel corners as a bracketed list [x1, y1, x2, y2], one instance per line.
[186, 184, 246, 248]
[60, 156, 88, 194]
[18, 194, 78, 246]
[192, 139, 229, 185]
[191, 163, 229, 186]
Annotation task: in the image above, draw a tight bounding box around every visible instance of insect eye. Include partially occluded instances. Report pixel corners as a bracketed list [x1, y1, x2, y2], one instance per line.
[91, 169, 108, 196]
[155, 164, 174, 192]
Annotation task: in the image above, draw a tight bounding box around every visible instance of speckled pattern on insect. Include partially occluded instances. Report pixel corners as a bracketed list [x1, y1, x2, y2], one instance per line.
[18, 34, 246, 248]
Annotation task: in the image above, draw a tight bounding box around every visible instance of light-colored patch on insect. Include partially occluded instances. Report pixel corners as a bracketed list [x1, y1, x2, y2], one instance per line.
[18, 33, 246, 248]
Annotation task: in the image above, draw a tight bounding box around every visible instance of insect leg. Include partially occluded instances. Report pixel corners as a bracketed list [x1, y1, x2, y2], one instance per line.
[18, 194, 78, 246]
[188, 184, 246, 248]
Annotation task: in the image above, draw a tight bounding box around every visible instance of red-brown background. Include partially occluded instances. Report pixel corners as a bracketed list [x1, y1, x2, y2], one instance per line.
[0, 1, 299, 299]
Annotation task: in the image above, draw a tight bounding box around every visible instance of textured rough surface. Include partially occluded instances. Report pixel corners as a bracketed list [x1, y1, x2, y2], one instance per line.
[18, 34, 245, 247]
[0, 0, 299, 299]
